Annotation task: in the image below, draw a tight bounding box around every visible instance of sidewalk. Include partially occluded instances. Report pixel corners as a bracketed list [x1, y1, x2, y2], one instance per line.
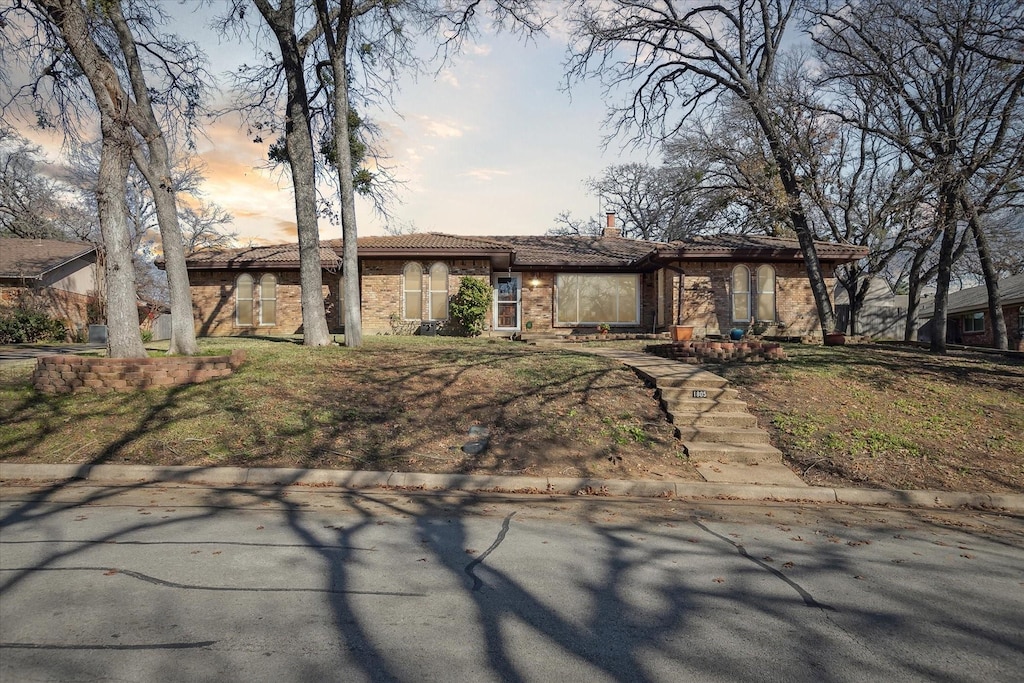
[0, 343, 105, 365]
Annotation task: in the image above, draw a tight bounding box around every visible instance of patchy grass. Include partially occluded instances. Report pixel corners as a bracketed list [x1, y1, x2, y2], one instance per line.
[709, 344, 1024, 493]
[0, 337, 695, 482]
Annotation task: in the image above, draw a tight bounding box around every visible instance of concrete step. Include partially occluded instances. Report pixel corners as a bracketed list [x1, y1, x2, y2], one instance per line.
[661, 398, 749, 414]
[682, 442, 784, 464]
[669, 412, 758, 428]
[675, 426, 772, 445]
[648, 373, 729, 389]
[659, 387, 739, 402]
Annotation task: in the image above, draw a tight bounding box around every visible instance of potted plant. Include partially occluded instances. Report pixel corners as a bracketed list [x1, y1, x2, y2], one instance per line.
[598, 323, 611, 335]
[824, 330, 846, 346]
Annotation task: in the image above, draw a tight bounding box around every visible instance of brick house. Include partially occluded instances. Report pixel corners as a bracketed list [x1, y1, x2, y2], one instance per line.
[180, 220, 867, 339]
[0, 237, 102, 335]
[927, 274, 1024, 350]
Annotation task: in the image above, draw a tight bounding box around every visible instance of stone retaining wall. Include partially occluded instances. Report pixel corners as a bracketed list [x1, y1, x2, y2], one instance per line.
[646, 341, 786, 363]
[33, 350, 246, 394]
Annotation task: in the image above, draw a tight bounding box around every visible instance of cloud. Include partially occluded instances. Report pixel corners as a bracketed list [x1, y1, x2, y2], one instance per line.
[416, 116, 465, 139]
[462, 168, 509, 182]
[466, 44, 492, 57]
[437, 70, 460, 88]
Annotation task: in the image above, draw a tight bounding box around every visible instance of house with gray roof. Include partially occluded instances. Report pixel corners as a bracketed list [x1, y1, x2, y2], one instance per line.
[920, 274, 1024, 350]
[180, 216, 867, 338]
[0, 237, 101, 336]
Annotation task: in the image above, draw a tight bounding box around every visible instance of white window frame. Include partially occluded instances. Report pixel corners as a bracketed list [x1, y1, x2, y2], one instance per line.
[428, 262, 449, 321]
[258, 273, 277, 326]
[731, 265, 751, 322]
[964, 311, 985, 333]
[755, 265, 777, 322]
[554, 273, 640, 326]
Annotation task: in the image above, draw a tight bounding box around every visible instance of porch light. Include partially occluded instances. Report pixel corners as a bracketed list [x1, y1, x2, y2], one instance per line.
[529, 277, 541, 288]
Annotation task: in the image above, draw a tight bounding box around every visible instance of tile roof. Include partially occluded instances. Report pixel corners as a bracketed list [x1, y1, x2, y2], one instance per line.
[946, 273, 1024, 313]
[665, 234, 869, 260]
[496, 235, 661, 268]
[183, 243, 341, 269]
[0, 238, 97, 279]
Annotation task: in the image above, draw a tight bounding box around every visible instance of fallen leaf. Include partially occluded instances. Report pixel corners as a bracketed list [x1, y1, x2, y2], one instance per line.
[762, 556, 774, 563]
[713, 577, 725, 583]
[782, 561, 795, 569]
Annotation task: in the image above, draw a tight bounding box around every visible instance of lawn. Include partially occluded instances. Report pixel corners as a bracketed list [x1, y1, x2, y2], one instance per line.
[706, 343, 1024, 494]
[0, 337, 696, 482]
[2, 337, 1021, 493]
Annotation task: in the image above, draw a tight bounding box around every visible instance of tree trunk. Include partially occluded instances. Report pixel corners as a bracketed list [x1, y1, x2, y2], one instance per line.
[97, 128, 147, 358]
[322, 13, 363, 348]
[255, 0, 332, 348]
[961, 194, 1008, 350]
[929, 183, 962, 354]
[106, 0, 199, 356]
[35, 0, 145, 357]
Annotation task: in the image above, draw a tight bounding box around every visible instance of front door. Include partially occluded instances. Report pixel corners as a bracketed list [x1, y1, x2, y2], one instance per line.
[494, 273, 521, 331]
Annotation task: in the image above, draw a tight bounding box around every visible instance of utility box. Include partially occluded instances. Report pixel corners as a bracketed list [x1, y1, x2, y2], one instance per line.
[419, 321, 438, 336]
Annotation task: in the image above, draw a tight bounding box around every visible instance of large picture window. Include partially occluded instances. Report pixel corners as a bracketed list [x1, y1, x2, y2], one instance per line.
[429, 262, 449, 320]
[556, 274, 639, 325]
[235, 273, 254, 326]
[403, 262, 423, 320]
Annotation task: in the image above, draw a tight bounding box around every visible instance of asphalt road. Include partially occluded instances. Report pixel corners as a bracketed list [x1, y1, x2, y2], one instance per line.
[1, 482, 1022, 682]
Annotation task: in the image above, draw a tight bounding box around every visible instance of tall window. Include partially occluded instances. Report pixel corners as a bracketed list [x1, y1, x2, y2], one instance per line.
[555, 274, 638, 324]
[236, 273, 254, 326]
[731, 266, 750, 322]
[259, 274, 277, 325]
[429, 262, 449, 320]
[403, 262, 423, 320]
[756, 265, 776, 321]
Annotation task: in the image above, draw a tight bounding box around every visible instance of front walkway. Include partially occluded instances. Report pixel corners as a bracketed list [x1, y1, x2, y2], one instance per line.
[0, 343, 106, 365]
[576, 346, 807, 487]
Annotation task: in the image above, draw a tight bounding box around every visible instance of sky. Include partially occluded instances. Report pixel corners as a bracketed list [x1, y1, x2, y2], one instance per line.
[15, 2, 651, 247]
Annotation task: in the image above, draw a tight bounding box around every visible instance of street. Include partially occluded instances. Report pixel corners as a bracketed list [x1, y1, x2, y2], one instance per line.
[1, 481, 1022, 682]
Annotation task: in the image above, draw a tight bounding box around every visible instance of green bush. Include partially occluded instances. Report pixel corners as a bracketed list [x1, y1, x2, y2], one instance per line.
[448, 277, 493, 337]
[0, 307, 68, 344]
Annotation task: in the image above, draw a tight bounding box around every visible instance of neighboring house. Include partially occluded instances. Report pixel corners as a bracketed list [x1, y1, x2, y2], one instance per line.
[834, 277, 908, 339]
[0, 237, 102, 336]
[921, 274, 1024, 350]
[179, 217, 867, 339]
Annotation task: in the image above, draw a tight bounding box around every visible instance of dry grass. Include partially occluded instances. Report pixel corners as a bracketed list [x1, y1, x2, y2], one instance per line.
[0, 337, 697, 482]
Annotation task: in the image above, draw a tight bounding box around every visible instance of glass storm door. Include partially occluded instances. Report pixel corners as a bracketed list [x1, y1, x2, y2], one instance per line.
[494, 274, 521, 331]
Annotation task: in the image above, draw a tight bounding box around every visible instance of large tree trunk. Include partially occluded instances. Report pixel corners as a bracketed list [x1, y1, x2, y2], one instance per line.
[35, 0, 145, 357]
[961, 194, 1008, 350]
[929, 182, 962, 354]
[97, 128, 147, 358]
[255, 0, 332, 347]
[316, 1, 363, 348]
[105, 1, 199, 356]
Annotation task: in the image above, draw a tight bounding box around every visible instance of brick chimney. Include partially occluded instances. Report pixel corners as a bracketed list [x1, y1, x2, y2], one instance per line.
[603, 212, 621, 238]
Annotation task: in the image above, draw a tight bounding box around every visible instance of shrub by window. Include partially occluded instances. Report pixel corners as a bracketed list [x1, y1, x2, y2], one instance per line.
[236, 274, 254, 326]
[403, 262, 423, 320]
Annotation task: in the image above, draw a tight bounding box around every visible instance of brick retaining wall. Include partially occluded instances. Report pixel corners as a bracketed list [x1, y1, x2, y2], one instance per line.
[646, 341, 786, 363]
[33, 350, 247, 394]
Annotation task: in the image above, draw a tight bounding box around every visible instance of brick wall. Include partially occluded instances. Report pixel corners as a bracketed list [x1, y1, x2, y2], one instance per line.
[668, 261, 834, 338]
[959, 304, 1024, 350]
[1, 285, 97, 336]
[33, 350, 246, 394]
[190, 270, 336, 336]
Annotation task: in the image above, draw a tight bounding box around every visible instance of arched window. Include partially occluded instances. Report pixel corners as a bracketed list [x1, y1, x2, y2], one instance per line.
[236, 273, 254, 326]
[731, 265, 750, 322]
[756, 265, 776, 321]
[429, 262, 449, 320]
[259, 274, 277, 325]
[403, 262, 423, 320]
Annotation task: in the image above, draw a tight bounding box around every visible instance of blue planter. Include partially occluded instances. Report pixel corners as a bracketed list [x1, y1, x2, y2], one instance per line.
[729, 328, 744, 341]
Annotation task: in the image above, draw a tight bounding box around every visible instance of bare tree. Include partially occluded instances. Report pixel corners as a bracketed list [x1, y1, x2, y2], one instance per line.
[809, 0, 1024, 352]
[566, 0, 840, 336]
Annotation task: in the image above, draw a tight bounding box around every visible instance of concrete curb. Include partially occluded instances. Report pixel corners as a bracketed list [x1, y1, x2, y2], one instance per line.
[2, 463, 1022, 512]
